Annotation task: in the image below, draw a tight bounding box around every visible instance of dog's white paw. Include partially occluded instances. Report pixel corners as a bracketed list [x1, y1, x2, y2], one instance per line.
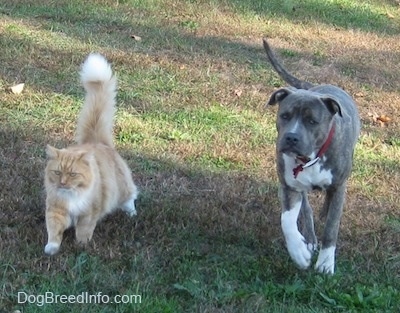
[307, 242, 318, 252]
[315, 246, 336, 274]
[285, 231, 313, 269]
[281, 204, 314, 269]
[44, 242, 60, 255]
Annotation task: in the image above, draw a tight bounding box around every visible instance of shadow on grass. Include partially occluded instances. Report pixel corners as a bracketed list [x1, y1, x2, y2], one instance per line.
[1, 125, 399, 312]
[0, 124, 287, 310]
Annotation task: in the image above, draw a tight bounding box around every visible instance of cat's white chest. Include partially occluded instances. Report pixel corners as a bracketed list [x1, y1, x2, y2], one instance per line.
[68, 195, 91, 215]
[283, 154, 333, 191]
[58, 189, 92, 216]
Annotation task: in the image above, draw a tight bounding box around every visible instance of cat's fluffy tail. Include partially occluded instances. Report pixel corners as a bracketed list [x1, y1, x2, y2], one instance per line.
[76, 53, 117, 147]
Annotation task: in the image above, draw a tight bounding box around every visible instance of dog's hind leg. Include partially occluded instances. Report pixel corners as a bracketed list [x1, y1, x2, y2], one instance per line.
[315, 184, 346, 274]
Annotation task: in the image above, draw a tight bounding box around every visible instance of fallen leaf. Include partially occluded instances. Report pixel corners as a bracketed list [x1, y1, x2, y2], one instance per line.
[130, 34, 142, 41]
[377, 115, 391, 123]
[234, 89, 242, 97]
[387, 12, 395, 19]
[9, 83, 25, 94]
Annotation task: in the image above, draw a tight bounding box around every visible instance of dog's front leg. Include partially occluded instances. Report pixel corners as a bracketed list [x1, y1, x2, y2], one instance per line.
[280, 187, 314, 269]
[299, 193, 317, 250]
[315, 184, 346, 274]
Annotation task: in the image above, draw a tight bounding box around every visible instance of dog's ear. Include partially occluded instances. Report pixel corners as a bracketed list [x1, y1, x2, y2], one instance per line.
[267, 88, 293, 106]
[320, 96, 343, 117]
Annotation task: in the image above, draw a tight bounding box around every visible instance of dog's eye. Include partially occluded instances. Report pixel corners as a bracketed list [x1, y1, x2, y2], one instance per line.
[280, 113, 290, 120]
[308, 118, 317, 125]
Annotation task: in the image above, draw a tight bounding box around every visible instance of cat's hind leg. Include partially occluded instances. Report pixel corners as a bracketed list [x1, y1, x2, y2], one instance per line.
[75, 214, 98, 244]
[121, 193, 138, 217]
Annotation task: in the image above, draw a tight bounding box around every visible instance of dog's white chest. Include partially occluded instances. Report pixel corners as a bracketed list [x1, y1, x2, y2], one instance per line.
[282, 154, 333, 191]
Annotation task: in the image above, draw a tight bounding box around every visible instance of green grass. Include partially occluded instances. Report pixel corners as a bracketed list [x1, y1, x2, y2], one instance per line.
[1, 0, 400, 312]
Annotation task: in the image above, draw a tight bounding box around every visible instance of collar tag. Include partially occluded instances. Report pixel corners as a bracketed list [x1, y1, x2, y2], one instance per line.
[302, 157, 320, 169]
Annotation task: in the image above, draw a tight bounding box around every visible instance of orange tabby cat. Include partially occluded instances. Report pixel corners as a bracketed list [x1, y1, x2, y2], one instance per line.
[44, 53, 138, 255]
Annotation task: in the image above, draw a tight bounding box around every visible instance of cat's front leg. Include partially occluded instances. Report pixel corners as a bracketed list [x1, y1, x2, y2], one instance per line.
[45, 208, 71, 255]
[75, 214, 98, 244]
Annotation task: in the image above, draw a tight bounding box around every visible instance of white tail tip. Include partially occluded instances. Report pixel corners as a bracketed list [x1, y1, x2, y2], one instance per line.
[80, 53, 113, 83]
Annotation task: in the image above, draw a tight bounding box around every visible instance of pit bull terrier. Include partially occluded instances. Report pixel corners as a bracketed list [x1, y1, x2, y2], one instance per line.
[263, 39, 360, 274]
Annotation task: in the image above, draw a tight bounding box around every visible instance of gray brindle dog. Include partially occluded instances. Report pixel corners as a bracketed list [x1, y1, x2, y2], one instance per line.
[263, 39, 360, 274]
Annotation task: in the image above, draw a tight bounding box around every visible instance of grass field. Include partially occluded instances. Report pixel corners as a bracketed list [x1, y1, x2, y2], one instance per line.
[1, 0, 399, 312]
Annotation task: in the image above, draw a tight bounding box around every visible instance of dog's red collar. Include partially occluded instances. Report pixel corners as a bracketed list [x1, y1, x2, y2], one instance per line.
[293, 124, 335, 178]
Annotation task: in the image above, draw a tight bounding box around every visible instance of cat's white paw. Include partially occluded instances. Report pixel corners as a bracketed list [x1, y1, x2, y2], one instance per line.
[44, 242, 60, 255]
[315, 247, 336, 274]
[121, 197, 137, 217]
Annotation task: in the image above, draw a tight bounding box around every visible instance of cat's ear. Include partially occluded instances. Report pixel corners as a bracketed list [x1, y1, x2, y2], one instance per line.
[46, 145, 59, 159]
[77, 150, 94, 165]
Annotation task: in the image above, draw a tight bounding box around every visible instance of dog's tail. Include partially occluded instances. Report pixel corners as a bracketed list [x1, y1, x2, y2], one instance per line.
[76, 53, 116, 147]
[263, 38, 314, 90]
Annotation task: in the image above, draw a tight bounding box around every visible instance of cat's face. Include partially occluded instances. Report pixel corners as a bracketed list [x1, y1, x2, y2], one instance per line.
[45, 145, 94, 195]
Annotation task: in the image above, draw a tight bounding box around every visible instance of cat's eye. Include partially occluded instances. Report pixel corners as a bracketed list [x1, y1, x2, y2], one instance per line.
[69, 172, 77, 177]
[53, 170, 61, 176]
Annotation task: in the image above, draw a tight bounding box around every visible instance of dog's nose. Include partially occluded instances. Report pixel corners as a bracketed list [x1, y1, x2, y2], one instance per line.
[285, 132, 300, 146]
